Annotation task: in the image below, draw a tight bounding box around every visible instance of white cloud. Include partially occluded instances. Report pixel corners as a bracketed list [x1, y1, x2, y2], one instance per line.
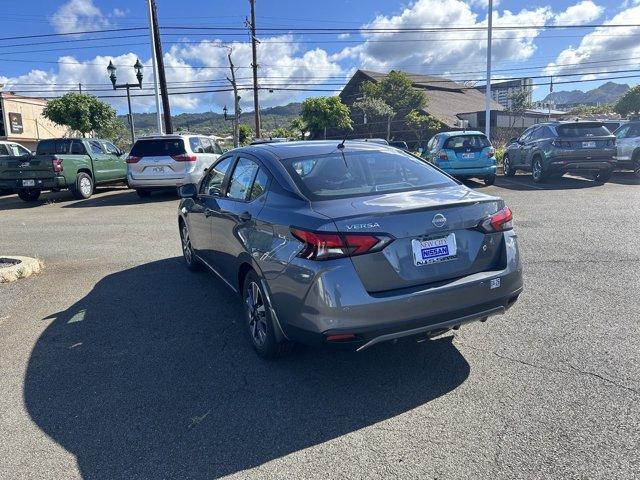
[0, 35, 342, 114]
[333, 0, 553, 74]
[50, 0, 111, 34]
[553, 1, 603, 26]
[545, 4, 640, 78]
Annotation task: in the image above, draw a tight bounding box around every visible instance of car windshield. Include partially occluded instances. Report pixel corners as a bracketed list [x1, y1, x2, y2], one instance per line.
[444, 135, 490, 150]
[130, 139, 185, 157]
[282, 149, 457, 200]
[556, 124, 611, 137]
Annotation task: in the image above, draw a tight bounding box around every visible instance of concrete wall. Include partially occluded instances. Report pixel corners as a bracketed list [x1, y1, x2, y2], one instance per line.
[0, 94, 68, 150]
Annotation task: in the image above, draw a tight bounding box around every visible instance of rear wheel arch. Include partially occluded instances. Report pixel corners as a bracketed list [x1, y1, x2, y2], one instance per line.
[238, 262, 254, 293]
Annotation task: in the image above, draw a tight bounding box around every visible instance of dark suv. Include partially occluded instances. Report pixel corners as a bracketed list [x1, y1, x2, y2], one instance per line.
[503, 122, 615, 183]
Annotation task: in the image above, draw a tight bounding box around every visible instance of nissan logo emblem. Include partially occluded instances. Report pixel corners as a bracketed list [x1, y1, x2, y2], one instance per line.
[432, 213, 447, 228]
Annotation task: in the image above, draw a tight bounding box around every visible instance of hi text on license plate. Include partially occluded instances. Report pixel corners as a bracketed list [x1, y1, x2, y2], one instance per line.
[412, 233, 457, 266]
[582, 141, 596, 148]
[22, 179, 35, 187]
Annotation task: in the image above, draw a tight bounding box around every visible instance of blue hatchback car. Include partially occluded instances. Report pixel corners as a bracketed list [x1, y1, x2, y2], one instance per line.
[426, 131, 497, 185]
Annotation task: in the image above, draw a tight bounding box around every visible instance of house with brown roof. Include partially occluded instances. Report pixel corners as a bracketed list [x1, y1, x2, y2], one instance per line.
[338, 69, 504, 147]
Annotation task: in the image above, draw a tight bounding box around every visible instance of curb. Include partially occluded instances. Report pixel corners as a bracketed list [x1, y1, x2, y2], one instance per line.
[0, 256, 43, 283]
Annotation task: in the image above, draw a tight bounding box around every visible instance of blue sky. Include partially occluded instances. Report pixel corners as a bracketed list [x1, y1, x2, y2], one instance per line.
[1, 0, 639, 114]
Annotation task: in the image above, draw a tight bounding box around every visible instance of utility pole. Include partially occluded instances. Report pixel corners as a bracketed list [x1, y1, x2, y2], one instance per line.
[146, 0, 163, 135]
[247, 0, 261, 138]
[78, 83, 82, 93]
[226, 49, 240, 148]
[484, 0, 493, 140]
[149, 0, 173, 134]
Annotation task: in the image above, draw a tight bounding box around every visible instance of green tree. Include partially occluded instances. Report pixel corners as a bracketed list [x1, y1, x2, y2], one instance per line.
[406, 109, 440, 150]
[290, 116, 308, 140]
[271, 126, 295, 138]
[300, 96, 352, 139]
[95, 118, 130, 150]
[238, 123, 253, 145]
[506, 88, 533, 128]
[42, 92, 116, 136]
[568, 104, 614, 117]
[361, 71, 426, 116]
[353, 97, 394, 139]
[614, 85, 640, 117]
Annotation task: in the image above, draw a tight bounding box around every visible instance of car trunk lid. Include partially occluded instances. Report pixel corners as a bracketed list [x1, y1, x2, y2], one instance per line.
[0, 155, 55, 180]
[128, 138, 191, 180]
[311, 185, 505, 293]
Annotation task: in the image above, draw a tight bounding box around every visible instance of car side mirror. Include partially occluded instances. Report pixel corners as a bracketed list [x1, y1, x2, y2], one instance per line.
[178, 183, 198, 198]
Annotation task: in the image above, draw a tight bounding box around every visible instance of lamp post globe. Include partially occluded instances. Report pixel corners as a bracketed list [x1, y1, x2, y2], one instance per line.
[134, 58, 144, 88]
[107, 60, 117, 88]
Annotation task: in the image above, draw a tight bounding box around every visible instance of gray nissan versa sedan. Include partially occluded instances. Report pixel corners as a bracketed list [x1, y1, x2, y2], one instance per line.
[177, 140, 523, 358]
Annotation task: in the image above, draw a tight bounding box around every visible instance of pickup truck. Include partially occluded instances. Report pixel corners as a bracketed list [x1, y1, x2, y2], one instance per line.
[0, 138, 127, 201]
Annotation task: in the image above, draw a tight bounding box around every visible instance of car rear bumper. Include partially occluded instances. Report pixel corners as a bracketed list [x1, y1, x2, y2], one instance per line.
[270, 230, 523, 350]
[0, 175, 67, 190]
[548, 160, 613, 172]
[440, 165, 497, 178]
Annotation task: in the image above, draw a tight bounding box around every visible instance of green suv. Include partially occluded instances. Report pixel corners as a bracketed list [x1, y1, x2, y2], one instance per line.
[503, 122, 615, 183]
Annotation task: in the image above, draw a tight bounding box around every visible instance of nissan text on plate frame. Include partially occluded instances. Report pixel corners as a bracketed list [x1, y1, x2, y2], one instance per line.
[177, 140, 524, 358]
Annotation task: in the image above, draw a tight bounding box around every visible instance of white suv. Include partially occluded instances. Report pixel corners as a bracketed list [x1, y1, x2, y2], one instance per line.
[0, 141, 31, 157]
[126, 134, 223, 197]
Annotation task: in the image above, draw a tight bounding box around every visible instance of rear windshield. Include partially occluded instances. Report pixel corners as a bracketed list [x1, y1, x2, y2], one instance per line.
[282, 150, 457, 200]
[130, 139, 185, 157]
[444, 135, 490, 150]
[556, 124, 611, 137]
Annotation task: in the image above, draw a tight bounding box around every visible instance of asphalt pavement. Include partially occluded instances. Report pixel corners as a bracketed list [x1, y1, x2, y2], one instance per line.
[0, 173, 639, 479]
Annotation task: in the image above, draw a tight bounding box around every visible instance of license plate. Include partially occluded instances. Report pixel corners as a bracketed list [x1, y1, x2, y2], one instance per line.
[22, 179, 35, 187]
[412, 233, 457, 266]
[152, 166, 165, 173]
[582, 141, 596, 148]
[461, 152, 475, 159]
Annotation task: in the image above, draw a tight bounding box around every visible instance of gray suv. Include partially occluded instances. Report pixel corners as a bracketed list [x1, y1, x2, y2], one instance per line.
[503, 122, 615, 183]
[177, 141, 523, 358]
[613, 121, 640, 177]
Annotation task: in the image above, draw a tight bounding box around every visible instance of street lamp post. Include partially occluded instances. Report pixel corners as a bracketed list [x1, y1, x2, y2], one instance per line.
[107, 59, 144, 144]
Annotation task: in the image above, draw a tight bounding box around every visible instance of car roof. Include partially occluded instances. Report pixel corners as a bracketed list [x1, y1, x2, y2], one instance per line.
[440, 130, 486, 137]
[136, 134, 216, 140]
[237, 139, 400, 160]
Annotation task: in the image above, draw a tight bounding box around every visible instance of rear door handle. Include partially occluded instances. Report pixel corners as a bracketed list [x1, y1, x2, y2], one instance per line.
[238, 211, 252, 222]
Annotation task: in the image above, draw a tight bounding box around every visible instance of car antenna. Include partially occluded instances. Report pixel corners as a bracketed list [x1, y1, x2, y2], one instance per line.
[337, 131, 349, 149]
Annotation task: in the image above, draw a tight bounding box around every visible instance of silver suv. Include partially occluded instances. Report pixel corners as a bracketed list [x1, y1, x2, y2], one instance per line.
[127, 134, 223, 197]
[613, 121, 640, 177]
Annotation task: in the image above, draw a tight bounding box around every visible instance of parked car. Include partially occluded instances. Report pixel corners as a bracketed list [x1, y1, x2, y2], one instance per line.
[177, 140, 523, 358]
[127, 134, 223, 197]
[503, 121, 615, 183]
[389, 140, 409, 150]
[0, 138, 126, 202]
[0, 141, 32, 195]
[613, 121, 640, 177]
[425, 131, 497, 185]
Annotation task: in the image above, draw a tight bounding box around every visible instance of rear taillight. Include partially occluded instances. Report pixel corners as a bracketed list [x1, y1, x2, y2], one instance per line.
[126, 155, 142, 163]
[479, 206, 513, 233]
[487, 147, 495, 158]
[438, 151, 449, 161]
[171, 154, 197, 162]
[290, 227, 394, 261]
[51, 156, 63, 173]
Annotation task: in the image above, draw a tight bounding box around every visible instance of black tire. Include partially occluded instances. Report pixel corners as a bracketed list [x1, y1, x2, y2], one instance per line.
[136, 188, 152, 198]
[531, 157, 546, 183]
[593, 169, 612, 183]
[179, 220, 202, 271]
[71, 172, 94, 199]
[483, 174, 496, 186]
[243, 270, 294, 358]
[17, 189, 41, 202]
[502, 155, 516, 177]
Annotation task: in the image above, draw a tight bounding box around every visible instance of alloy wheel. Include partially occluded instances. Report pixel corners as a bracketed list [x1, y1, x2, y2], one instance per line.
[532, 159, 543, 181]
[503, 157, 511, 176]
[80, 177, 92, 196]
[246, 281, 268, 347]
[181, 224, 193, 264]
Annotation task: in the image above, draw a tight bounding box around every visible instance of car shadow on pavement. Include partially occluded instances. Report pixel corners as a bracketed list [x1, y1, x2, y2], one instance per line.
[24, 257, 470, 479]
[61, 189, 179, 208]
[492, 174, 601, 191]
